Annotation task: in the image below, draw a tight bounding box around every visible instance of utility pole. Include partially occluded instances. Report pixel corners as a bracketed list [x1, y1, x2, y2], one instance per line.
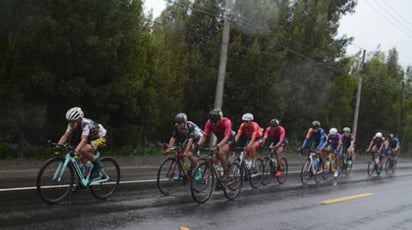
[214, 0, 233, 110]
[352, 49, 366, 140]
[396, 79, 405, 136]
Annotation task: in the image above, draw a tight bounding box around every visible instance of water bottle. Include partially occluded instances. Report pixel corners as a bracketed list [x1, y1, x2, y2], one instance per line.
[181, 159, 188, 171]
[84, 161, 92, 176]
[78, 162, 85, 174]
[312, 159, 318, 168]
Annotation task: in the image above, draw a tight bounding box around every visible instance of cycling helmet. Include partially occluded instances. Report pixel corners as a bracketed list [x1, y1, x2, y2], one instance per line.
[65, 107, 84, 121]
[311, 120, 321, 128]
[343, 127, 351, 132]
[329, 128, 338, 135]
[209, 109, 223, 123]
[375, 132, 383, 138]
[269, 119, 280, 127]
[242, 113, 254, 121]
[175, 113, 187, 123]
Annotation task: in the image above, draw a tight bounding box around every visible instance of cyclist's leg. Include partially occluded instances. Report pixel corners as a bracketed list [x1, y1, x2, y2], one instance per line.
[182, 150, 198, 167]
[380, 145, 387, 169]
[218, 143, 230, 172]
[335, 148, 342, 170]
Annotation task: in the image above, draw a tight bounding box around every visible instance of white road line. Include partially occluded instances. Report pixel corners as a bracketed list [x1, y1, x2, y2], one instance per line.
[0, 179, 160, 192]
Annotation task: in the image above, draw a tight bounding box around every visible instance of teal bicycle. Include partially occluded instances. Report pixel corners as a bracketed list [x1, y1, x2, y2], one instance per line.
[36, 142, 120, 204]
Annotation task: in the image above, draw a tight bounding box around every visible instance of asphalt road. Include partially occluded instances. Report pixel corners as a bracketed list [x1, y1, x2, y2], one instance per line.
[1, 158, 412, 230]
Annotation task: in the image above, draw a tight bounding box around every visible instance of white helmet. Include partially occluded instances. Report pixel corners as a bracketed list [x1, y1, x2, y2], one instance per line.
[329, 128, 338, 135]
[242, 113, 254, 121]
[65, 107, 84, 121]
[375, 132, 383, 138]
[343, 127, 351, 132]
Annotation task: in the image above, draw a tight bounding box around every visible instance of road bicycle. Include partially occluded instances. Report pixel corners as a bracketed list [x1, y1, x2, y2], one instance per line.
[367, 151, 382, 176]
[340, 151, 353, 176]
[190, 147, 242, 204]
[232, 146, 264, 188]
[157, 144, 205, 196]
[384, 149, 397, 174]
[300, 148, 324, 185]
[261, 146, 288, 185]
[37, 142, 120, 204]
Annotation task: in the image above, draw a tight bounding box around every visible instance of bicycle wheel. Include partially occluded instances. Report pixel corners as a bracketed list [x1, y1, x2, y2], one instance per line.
[157, 158, 183, 196]
[367, 161, 375, 176]
[37, 157, 74, 204]
[314, 161, 323, 184]
[276, 157, 288, 184]
[223, 162, 243, 200]
[322, 158, 331, 180]
[190, 162, 214, 204]
[300, 159, 311, 185]
[249, 158, 263, 188]
[345, 159, 353, 176]
[261, 157, 272, 186]
[89, 157, 120, 200]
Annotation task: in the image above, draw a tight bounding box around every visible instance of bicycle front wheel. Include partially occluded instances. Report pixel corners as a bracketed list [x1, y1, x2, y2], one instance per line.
[300, 159, 311, 185]
[261, 157, 272, 186]
[322, 158, 331, 180]
[249, 158, 263, 189]
[37, 157, 74, 204]
[89, 157, 120, 200]
[224, 162, 243, 200]
[367, 161, 375, 176]
[276, 157, 288, 184]
[190, 162, 214, 204]
[157, 158, 182, 196]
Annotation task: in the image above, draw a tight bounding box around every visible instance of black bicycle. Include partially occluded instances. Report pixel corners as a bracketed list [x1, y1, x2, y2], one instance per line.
[340, 152, 353, 176]
[261, 146, 288, 185]
[190, 147, 243, 204]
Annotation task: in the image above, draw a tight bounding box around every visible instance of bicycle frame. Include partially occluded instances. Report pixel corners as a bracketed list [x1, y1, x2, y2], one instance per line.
[55, 152, 110, 187]
[307, 152, 318, 175]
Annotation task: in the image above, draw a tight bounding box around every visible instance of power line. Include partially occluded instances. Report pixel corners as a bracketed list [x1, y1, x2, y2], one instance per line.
[377, 0, 412, 30]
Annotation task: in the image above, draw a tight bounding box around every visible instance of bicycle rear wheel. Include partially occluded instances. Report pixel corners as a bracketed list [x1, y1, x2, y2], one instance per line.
[190, 162, 214, 204]
[300, 159, 311, 185]
[367, 161, 375, 176]
[261, 157, 272, 186]
[157, 158, 183, 196]
[344, 158, 353, 176]
[249, 158, 263, 188]
[89, 157, 120, 200]
[223, 162, 243, 200]
[37, 157, 74, 204]
[322, 158, 331, 180]
[276, 157, 288, 184]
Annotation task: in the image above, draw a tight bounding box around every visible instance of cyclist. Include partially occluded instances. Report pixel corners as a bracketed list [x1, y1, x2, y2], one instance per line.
[164, 113, 203, 179]
[320, 128, 342, 178]
[197, 109, 235, 182]
[300, 121, 326, 171]
[234, 113, 264, 171]
[262, 118, 286, 177]
[366, 132, 386, 175]
[57, 107, 106, 179]
[341, 127, 355, 165]
[386, 133, 400, 159]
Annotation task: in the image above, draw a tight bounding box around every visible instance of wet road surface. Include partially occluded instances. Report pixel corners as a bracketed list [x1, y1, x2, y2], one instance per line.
[1, 162, 412, 230]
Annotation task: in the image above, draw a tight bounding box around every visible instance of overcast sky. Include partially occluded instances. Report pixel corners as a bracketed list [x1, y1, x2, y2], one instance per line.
[144, 0, 412, 68]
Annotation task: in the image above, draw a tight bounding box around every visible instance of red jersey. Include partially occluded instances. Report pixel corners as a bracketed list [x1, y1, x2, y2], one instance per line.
[204, 117, 232, 141]
[264, 125, 286, 143]
[237, 121, 263, 138]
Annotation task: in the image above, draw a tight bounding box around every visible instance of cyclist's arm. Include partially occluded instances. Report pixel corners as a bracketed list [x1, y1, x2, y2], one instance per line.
[316, 133, 326, 150]
[301, 129, 312, 149]
[57, 130, 71, 145]
[366, 140, 373, 151]
[275, 128, 286, 148]
[248, 134, 257, 148]
[234, 125, 243, 143]
[197, 133, 208, 146]
[185, 138, 193, 153]
[217, 136, 229, 149]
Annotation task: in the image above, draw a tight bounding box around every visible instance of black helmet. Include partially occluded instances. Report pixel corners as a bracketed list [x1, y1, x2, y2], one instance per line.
[175, 113, 187, 123]
[269, 119, 280, 127]
[209, 109, 223, 123]
[311, 120, 321, 128]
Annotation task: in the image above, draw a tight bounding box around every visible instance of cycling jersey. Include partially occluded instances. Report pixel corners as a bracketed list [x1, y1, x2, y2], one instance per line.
[66, 117, 107, 140]
[237, 121, 263, 139]
[204, 117, 233, 141]
[341, 134, 355, 149]
[264, 126, 286, 144]
[370, 137, 385, 148]
[171, 121, 203, 144]
[326, 134, 342, 150]
[388, 137, 400, 149]
[302, 128, 326, 150]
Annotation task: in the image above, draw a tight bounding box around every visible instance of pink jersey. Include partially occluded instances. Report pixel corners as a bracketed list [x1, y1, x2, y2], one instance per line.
[204, 117, 232, 141]
[237, 121, 263, 139]
[264, 125, 286, 143]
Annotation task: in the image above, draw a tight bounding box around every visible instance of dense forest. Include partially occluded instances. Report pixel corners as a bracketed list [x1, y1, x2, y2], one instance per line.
[1, 0, 412, 157]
